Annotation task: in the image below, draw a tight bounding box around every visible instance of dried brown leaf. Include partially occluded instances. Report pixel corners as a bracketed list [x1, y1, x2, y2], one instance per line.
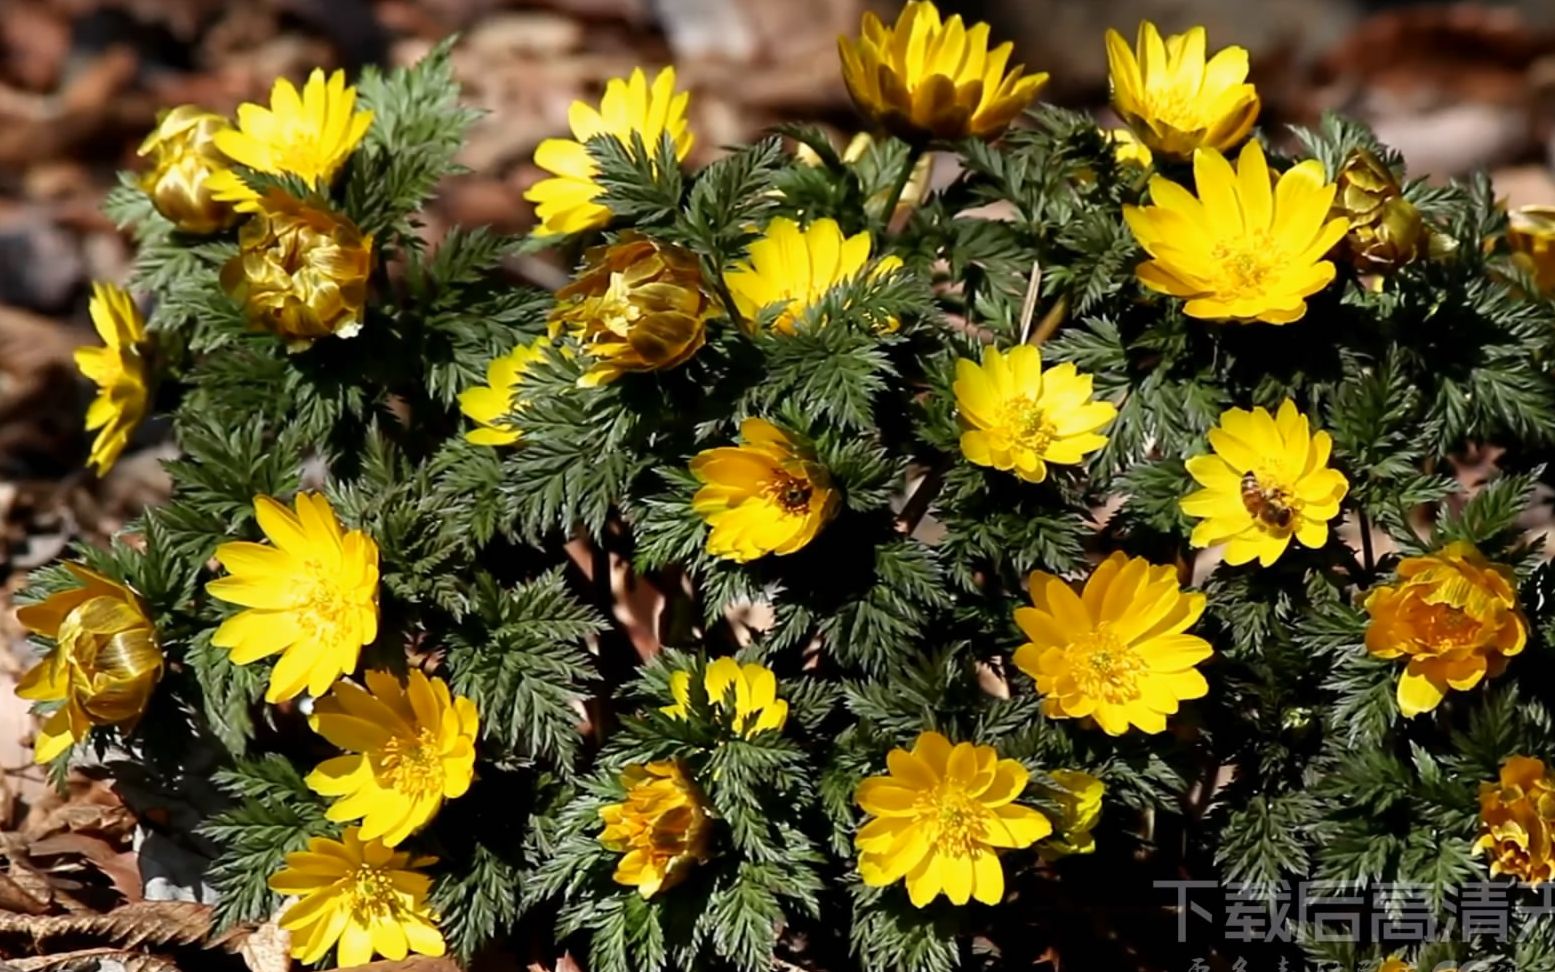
[232, 919, 291, 972]
[0, 869, 52, 914]
[0, 900, 213, 949]
[354, 958, 462, 972]
[11, 947, 182, 972]
[28, 832, 142, 903]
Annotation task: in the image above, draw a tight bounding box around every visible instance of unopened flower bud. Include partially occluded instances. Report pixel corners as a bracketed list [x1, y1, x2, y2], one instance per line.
[1508, 205, 1555, 295]
[221, 194, 373, 350]
[1330, 150, 1426, 274]
[137, 106, 241, 235]
[550, 233, 712, 386]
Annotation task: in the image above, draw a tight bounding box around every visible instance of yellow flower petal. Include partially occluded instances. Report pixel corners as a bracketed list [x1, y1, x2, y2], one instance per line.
[207, 492, 379, 703]
[1128, 141, 1346, 324]
[840, 1, 1045, 141]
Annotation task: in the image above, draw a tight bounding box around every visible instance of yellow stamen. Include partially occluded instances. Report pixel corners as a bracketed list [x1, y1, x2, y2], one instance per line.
[375, 729, 444, 799]
[999, 395, 1056, 452]
[1066, 626, 1146, 704]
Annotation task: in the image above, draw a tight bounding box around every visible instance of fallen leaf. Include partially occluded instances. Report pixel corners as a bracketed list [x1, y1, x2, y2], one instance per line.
[353, 958, 463, 971]
[11, 947, 181, 971]
[0, 869, 51, 914]
[235, 919, 291, 972]
[0, 899, 213, 948]
[29, 832, 142, 903]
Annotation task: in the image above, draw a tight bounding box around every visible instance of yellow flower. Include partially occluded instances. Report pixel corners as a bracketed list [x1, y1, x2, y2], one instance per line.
[15, 564, 162, 763]
[953, 344, 1117, 484]
[1013, 552, 1212, 735]
[220, 193, 373, 350]
[137, 106, 240, 234]
[838, 1, 1047, 142]
[1364, 541, 1527, 717]
[525, 67, 693, 236]
[1105, 21, 1259, 159]
[1508, 205, 1555, 295]
[1330, 150, 1427, 275]
[1181, 400, 1349, 567]
[662, 657, 788, 737]
[689, 418, 840, 563]
[270, 827, 444, 967]
[1124, 141, 1350, 324]
[854, 730, 1050, 907]
[458, 336, 554, 446]
[306, 669, 479, 847]
[1037, 769, 1104, 860]
[207, 492, 380, 703]
[1475, 756, 1555, 886]
[1378, 960, 1414, 972]
[74, 282, 151, 476]
[550, 233, 711, 386]
[598, 759, 711, 898]
[209, 68, 373, 209]
[1105, 127, 1153, 168]
[723, 217, 902, 335]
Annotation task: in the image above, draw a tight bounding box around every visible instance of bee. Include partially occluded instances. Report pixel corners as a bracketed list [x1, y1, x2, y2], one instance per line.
[1240, 472, 1295, 529]
[771, 478, 813, 514]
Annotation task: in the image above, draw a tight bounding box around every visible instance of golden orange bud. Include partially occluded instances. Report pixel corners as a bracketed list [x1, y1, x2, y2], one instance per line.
[598, 760, 712, 898]
[16, 564, 162, 763]
[1475, 755, 1555, 885]
[550, 233, 712, 386]
[1508, 205, 1555, 295]
[137, 106, 241, 235]
[221, 194, 373, 350]
[1330, 150, 1426, 275]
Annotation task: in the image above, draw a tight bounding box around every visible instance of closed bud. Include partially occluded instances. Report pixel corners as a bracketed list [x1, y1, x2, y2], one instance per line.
[1508, 205, 1555, 295]
[550, 233, 712, 386]
[598, 760, 712, 898]
[221, 194, 373, 350]
[137, 106, 240, 235]
[1475, 755, 1555, 885]
[1037, 769, 1105, 861]
[1331, 150, 1426, 274]
[15, 564, 162, 763]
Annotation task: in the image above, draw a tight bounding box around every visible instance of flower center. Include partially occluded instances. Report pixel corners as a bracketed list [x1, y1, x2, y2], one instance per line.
[376, 729, 444, 799]
[1240, 472, 1299, 532]
[596, 272, 644, 336]
[344, 864, 401, 921]
[1066, 625, 1145, 704]
[924, 784, 982, 858]
[999, 395, 1056, 452]
[1211, 237, 1278, 292]
[1143, 87, 1206, 132]
[763, 472, 813, 516]
[297, 566, 351, 636]
[1414, 602, 1485, 652]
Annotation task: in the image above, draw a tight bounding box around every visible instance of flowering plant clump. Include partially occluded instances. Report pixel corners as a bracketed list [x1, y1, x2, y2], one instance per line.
[19, 12, 1555, 972]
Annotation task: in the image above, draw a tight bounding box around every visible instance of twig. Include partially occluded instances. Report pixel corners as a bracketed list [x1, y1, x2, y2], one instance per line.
[896, 462, 948, 537]
[1030, 294, 1068, 347]
[1358, 508, 1377, 576]
[1018, 258, 1042, 344]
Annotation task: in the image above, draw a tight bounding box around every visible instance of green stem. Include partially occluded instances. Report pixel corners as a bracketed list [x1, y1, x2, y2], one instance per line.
[705, 253, 744, 329]
[880, 142, 926, 234]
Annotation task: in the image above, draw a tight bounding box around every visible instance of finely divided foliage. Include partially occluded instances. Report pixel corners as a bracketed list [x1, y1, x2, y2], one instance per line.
[21, 6, 1555, 972]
